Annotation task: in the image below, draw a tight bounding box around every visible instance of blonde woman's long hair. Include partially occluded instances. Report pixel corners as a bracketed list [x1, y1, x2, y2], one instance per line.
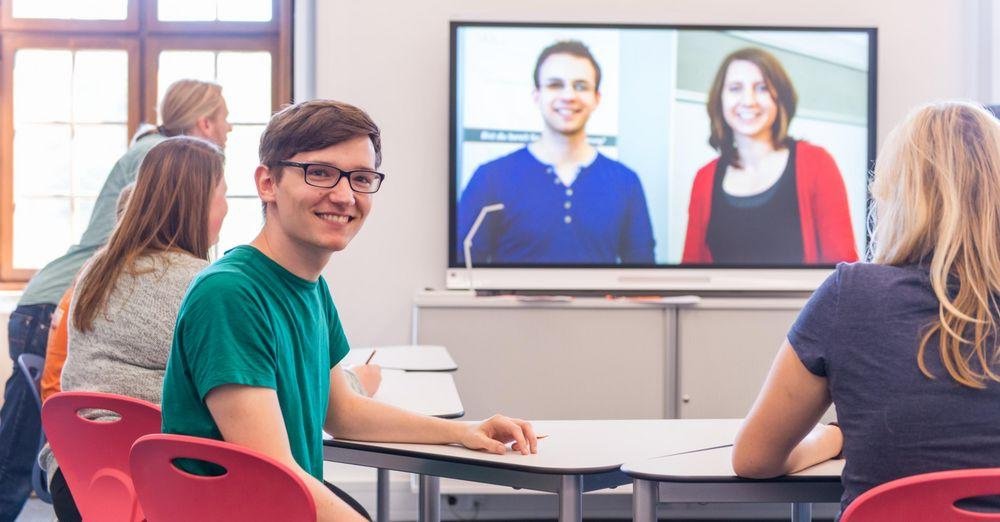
[132, 80, 225, 142]
[158, 79, 224, 136]
[870, 101, 1000, 388]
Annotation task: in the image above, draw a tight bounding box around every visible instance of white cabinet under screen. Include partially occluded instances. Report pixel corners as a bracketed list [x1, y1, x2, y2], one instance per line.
[676, 300, 804, 419]
[412, 293, 809, 420]
[412, 294, 675, 420]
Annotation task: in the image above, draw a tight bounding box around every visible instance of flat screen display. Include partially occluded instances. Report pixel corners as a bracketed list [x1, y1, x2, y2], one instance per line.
[450, 22, 876, 271]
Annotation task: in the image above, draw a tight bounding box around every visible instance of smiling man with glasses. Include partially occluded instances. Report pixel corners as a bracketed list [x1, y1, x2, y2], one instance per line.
[160, 99, 537, 522]
[456, 39, 655, 266]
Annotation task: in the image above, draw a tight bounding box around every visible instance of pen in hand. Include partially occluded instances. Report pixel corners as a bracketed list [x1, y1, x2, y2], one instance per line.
[364, 349, 377, 365]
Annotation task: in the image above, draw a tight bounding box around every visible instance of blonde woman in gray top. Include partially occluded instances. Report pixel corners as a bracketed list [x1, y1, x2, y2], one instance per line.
[734, 102, 1000, 513]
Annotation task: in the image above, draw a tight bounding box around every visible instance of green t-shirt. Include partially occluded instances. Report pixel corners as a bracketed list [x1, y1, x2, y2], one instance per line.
[161, 245, 350, 480]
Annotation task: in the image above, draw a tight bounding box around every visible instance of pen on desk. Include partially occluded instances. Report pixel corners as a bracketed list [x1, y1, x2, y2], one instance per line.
[364, 350, 377, 365]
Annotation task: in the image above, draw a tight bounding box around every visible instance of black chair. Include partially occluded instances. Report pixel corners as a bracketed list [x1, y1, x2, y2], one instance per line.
[16, 353, 52, 504]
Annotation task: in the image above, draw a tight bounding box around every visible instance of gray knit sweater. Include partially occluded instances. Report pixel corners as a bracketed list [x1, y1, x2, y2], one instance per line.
[41, 250, 208, 478]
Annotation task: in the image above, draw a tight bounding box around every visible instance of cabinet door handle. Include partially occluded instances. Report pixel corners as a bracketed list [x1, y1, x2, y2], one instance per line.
[682, 394, 691, 403]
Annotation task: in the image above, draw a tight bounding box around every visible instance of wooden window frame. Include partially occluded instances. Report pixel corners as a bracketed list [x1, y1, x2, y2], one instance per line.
[0, 0, 293, 287]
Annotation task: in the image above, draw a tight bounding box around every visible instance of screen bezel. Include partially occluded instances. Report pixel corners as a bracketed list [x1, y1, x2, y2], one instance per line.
[447, 21, 878, 290]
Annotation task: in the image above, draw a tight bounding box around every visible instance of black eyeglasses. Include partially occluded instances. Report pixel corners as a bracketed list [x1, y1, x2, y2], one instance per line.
[277, 160, 385, 194]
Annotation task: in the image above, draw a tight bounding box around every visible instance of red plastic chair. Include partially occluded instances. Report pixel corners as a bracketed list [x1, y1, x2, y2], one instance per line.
[41, 391, 162, 522]
[129, 433, 316, 522]
[840, 468, 1000, 521]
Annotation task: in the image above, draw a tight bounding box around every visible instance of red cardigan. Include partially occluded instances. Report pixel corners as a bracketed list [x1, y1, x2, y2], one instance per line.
[681, 141, 859, 264]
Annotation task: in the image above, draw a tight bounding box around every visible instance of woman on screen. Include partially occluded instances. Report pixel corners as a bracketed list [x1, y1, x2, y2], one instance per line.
[681, 47, 857, 265]
[732, 102, 1000, 512]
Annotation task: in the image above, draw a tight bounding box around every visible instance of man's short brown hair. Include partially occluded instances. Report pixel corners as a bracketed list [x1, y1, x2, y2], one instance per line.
[533, 40, 602, 93]
[259, 100, 382, 172]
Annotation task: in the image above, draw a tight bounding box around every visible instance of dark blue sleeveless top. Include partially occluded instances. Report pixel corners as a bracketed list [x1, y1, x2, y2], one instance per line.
[705, 141, 803, 265]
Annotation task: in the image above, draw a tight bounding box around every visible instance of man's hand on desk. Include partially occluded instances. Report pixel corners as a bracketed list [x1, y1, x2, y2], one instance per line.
[458, 414, 538, 455]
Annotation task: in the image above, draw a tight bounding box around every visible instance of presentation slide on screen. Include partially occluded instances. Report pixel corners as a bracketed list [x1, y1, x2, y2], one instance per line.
[452, 25, 872, 268]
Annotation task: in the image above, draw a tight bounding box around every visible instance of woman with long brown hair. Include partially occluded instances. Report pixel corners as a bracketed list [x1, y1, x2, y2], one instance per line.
[46, 136, 228, 520]
[733, 101, 1000, 513]
[682, 47, 857, 265]
[0, 79, 230, 521]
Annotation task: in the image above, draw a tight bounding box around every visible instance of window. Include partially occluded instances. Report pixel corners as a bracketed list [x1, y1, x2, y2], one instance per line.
[0, 0, 292, 286]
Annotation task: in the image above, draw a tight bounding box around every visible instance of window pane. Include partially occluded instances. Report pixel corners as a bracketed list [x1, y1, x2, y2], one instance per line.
[217, 0, 272, 22]
[13, 124, 72, 196]
[73, 124, 128, 195]
[14, 50, 72, 123]
[157, 51, 216, 105]
[12, 0, 72, 18]
[216, 197, 263, 253]
[225, 125, 265, 196]
[217, 52, 271, 123]
[12, 0, 127, 20]
[13, 197, 72, 269]
[74, 50, 128, 123]
[158, 0, 271, 22]
[10, 46, 130, 271]
[157, 0, 216, 21]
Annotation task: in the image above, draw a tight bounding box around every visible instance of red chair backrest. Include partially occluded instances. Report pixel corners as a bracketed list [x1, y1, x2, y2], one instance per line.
[41, 391, 162, 522]
[129, 433, 316, 522]
[840, 468, 1000, 521]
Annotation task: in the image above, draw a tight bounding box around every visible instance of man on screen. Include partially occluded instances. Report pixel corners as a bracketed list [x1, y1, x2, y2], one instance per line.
[457, 40, 655, 265]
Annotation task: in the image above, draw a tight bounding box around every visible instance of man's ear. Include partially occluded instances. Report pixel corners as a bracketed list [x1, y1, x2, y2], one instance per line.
[532, 88, 540, 104]
[255, 164, 278, 206]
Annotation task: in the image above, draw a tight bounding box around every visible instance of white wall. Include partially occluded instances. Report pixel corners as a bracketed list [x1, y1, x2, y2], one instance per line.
[313, 0, 985, 346]
[984, 0, 1000, 102]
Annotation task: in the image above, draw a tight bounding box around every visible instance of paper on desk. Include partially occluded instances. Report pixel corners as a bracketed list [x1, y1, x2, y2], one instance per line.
[341, 345, 457, 371]
[372, 370, 464, 418]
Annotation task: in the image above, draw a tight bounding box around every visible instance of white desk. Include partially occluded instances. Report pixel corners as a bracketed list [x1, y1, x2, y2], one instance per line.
[372, 369, 463, 419]
[326, 369, 464, 522]
[324, 418, 742, 522]
[342, 345, 458, 372]
[623, 446, 844, 522]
